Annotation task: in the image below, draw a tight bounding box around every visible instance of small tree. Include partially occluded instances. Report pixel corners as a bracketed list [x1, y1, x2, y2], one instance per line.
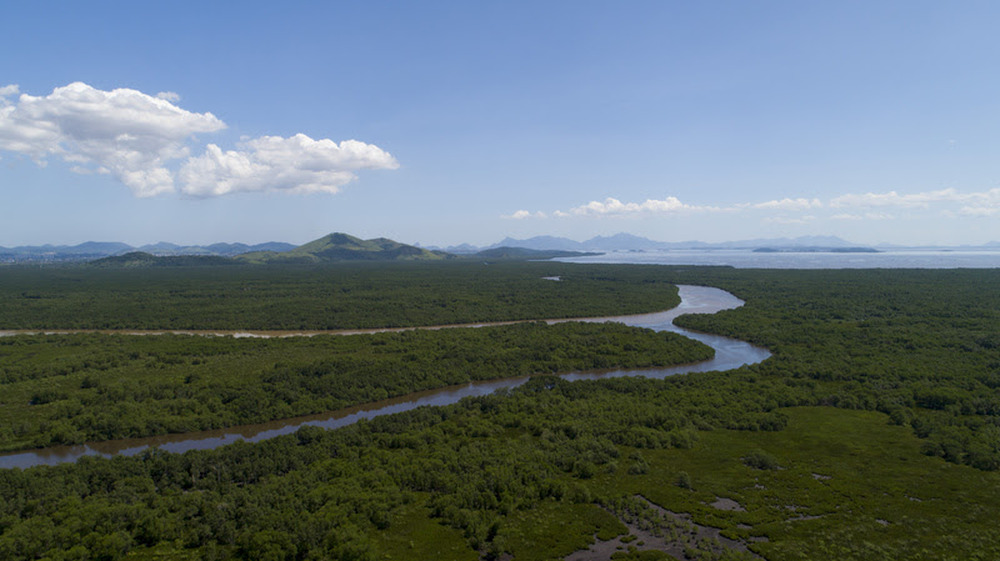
[742, 449, 780, 470]
[675, 471, 692, 489]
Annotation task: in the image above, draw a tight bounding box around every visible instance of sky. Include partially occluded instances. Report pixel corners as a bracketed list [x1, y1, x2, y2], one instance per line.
[1, 1, 999, 248]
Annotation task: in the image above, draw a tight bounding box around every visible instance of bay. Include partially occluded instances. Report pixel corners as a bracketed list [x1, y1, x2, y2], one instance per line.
[558, 249, 1000, 269]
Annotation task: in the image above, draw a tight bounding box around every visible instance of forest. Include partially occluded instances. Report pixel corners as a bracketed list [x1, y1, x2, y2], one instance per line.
[0, 262, 682, 330]
[0, 322, 711, 450]
[0, 262, 998, 560]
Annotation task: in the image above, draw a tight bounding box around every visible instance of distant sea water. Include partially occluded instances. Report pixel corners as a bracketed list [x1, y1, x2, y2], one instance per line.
[558, 249, 1000, 269]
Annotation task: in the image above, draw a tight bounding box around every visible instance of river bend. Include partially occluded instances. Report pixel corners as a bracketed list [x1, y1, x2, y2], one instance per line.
[0, 285, 770, 469]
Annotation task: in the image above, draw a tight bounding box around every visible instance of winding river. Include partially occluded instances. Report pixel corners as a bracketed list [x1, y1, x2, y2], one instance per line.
[0, 285, 770, 470]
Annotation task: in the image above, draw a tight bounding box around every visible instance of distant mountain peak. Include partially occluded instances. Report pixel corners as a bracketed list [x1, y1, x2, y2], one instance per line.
[477, 233, 865, 252]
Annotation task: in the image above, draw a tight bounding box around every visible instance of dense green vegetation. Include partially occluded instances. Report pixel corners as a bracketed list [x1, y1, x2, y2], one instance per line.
[662, 268, 1000, 473]
[89, 252, 238, 268]
[0, 322, 711, 451]
[0, 261, 681, 330]
[2, 381, 998, 560]
[1, 265, 999, 560]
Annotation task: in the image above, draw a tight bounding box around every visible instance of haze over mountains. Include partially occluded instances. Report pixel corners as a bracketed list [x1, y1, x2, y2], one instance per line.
[430, 234, 999, 253]
[0, 241, 296, 262]
[3, 233, 999, 264]
[441, 234, 866, 253]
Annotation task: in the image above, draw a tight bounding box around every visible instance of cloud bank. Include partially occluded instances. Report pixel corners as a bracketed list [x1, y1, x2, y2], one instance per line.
[508, 188, 1000, 223]
[569, 196, 721, 216]
[0, 82, 398, 197]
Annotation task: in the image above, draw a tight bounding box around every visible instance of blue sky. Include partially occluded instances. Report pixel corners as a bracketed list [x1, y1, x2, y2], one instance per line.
[2, 1, 999, 247]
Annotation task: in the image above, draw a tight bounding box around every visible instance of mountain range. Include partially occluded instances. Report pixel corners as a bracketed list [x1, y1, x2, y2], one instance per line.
[4, 233, 999, 264]
[434, 235, 1000, 253]
[430, 234, 871, 253]
[0, 241, 296, 263]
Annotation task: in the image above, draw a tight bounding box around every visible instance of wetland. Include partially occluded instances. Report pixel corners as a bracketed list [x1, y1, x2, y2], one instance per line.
[1, 262, 999, 560]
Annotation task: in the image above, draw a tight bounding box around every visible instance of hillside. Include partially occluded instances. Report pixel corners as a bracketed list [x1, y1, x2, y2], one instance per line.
[88, 252, 237, 268]
[237, 233, 452, 264]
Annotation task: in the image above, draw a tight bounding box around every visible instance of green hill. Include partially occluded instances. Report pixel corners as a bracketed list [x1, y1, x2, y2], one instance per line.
[237, 233, 451, 264]
[89, 252, 237, 268]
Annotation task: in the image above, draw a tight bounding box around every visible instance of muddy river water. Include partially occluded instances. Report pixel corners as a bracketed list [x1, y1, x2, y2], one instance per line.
[0, 285, 770, 469]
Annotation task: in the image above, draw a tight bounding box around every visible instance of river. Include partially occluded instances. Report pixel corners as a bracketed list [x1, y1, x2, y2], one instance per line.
[0, 285, 770, 470]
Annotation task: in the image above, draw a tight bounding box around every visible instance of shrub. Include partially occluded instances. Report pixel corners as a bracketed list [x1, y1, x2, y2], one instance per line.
[675, 471, 692, 489]
[742, 449, 781, 470]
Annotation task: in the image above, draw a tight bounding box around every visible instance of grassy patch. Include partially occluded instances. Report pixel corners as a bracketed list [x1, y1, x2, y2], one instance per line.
[372, 497, 477, 561]
[618, 406, 1000, 560]
[498, 500, 626, 561]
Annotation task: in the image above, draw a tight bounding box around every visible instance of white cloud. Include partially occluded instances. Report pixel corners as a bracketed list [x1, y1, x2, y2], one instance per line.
[968, 188, 1000, 207]
[569, 196, 720, 216]
[69, 165, 106, 175]
[764, 215, 816, 225]
[958, 190, 1000, 216]
[526, 194, 819, 221]
[502, 209, 547, 219]
[0, 82, 399, 198]
[827, 188, 1000, 221]
[0, 81, 225, 196]
[829, 189, 963, 208]
[831, 212, 894, 221]
[553, 195, 823, 218]
[958, 206, 999, 217]
[0, 84, 19, 99]
[746, 197, 822, 211]
[516, 188, 1000, 226]
[506, 210, 531, 219]
[178, 134, 398, 196]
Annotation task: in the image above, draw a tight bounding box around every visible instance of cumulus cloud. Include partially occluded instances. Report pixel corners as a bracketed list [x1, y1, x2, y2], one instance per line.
[0, 82, 398, 197]
[179, 134, 398, 196]
[0, 82, 225, 196]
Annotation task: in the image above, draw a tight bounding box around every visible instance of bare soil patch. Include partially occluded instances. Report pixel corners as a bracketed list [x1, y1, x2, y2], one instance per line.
[565, 495, 764, 561]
